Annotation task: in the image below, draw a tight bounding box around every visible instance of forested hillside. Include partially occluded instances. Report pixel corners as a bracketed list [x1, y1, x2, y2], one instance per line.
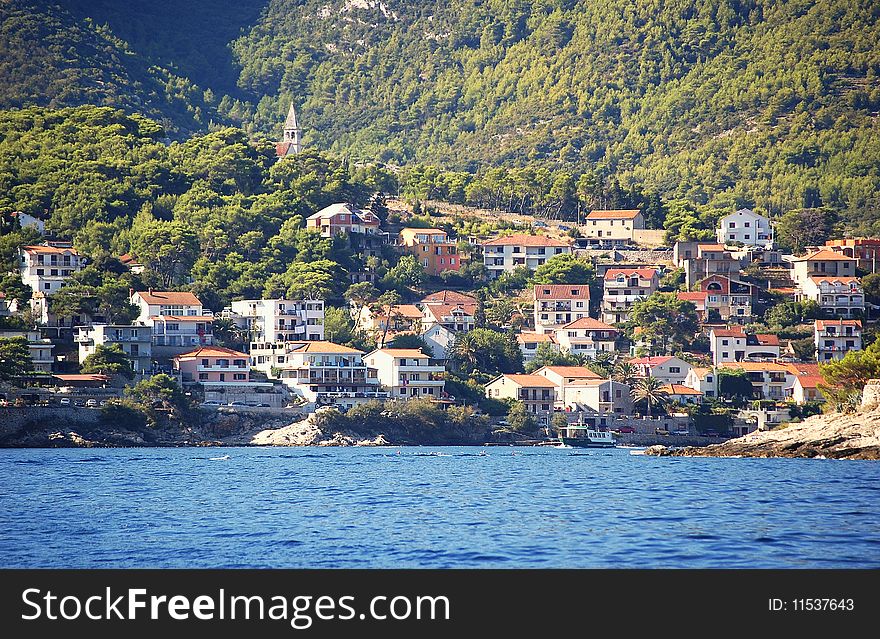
[0, 0, 878, 225]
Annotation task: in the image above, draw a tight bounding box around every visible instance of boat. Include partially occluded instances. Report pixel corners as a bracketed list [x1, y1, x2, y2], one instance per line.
[557, 424, 616, 448]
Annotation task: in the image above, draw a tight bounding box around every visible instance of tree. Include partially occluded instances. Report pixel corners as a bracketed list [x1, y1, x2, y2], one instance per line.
[450, 328, 522, 376]
[531, 254, 594, 285]
[128, 373, 189, 417]
[525, 342, 585, 372]
[345, 282, 378, 325]
[373, 290, 403, 348]
[550, 411, 570, 433]
[628, 293, 699, 354]
[775, 208, 840, 254]
[862, 273, 880, 306]
[631, 376, 669, 417]
[382, 254, 426, 291]
[81, 344, 134, 380]
[717, 369, 755, 407]
[506, 401, 537, 433]
[819, 341, 880, 411]
[612, 361, 638, 385]
[0, 337, 32, 382]
[587, 351, 617, 378]
[388, 333, 433, 353]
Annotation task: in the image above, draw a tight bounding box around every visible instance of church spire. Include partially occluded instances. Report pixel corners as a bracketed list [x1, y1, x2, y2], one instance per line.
[281, 102, 302, 154]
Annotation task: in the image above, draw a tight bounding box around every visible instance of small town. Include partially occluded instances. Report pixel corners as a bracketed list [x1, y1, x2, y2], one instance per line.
[0, 104, 874, 448]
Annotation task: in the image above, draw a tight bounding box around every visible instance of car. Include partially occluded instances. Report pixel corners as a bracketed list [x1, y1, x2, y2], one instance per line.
[227, 401, 246, 407]
[99, 400, 108, 407]
[654, 428, 670, 436]
[73, 399, 85, 407]
[202, 400, 222, 406]
[257, 403, 271, 408]
[85, 399, 98, 408]
[672, 430, 690, 436]
[59, 397, 71, 406]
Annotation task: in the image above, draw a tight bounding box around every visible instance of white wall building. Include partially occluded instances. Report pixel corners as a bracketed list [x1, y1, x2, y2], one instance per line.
[364, 348, 446, 400]
[76, 324, 152, 373]
[601, 268, 660, 324]
[709, 327, 780, 366]
[553, 318, 618, 359]
[683, 367, 718, 399]
[628, 356, 692, 385]
[517, 332, 559, 363]
[814, 319, 862, 362]
[131, 290, 213, 348]
[484, 373, 557, 425]
[19, 245, 85, 295]
[581, 209, 645, 245]
[716, 208, 773, 247]
[229, 299, 324, 343]
[0, 330, 54, 372]
[798, 276, 864, 319]
[481, 234, 572, 279]
[533, 284, 591, 334]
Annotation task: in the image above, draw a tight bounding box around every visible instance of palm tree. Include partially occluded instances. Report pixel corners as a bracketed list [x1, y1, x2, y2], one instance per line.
[588, 351, 616, 378]
[631, 376, 669, 418]
[450, 333, 479, 374]
[612, 361, 638, 386]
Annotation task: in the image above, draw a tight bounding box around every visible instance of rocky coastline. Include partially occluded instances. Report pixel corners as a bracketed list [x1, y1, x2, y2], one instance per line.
[644, 409, 880, 460]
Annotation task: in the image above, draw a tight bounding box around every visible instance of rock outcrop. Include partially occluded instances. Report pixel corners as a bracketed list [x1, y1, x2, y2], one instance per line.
[646, 409, 880, 460]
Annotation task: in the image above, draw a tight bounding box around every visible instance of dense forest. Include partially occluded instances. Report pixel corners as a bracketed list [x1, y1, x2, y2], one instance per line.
[0, 0, 878, 227]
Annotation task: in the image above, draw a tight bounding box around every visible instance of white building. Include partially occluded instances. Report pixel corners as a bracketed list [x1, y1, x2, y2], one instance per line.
[790, 249, 858, 287]
[814, 319, 862, 362]
[601, 268, 660, 324]
[709, 327, 780, 366]
[76, 324, 152, 373]
[798, 276, 864, 319]
[553, 317, 618, 358]
[628, 356, 692, 385]
[422, 323, 456, 360]
[19, 245, 85, 295]
[0, 292, 18, 316]
[0, 330, 54, 372]
[364, 348, 446, 400]
[421, 303, 477, 334]
[481, 234, 572, 279]
[131, 290, 213, 349]
[533, 284, 591, 334]
[306, 203, 381, 238]
[581, 209, 645, 245]
[683, 367, 718, 399]
[250, 340, 384, 409]
[516, 332, 559, 363]
[716, 208, 773, 247]
[719, 362, 795, 401]
[229, 299, 324, 343]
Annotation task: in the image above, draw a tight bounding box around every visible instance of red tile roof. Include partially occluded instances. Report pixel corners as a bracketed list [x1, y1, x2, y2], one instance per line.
[516, 332, 556, 344]
[535, 366, 603, 379]
[662, 384, 703, 395]
[604, 268, 659, 281]
[676, 291, 708, 302]
[22, 245, 78, 255]
[559, 317, 617, 331]
[534, 284, 590, 300]
[176, 346, 250, 359]
[494, 374, 558, 388]
[135, 291, 202, 306]
[586, 209, 641, 220]
[815, 319, 862, 330]
[628, 356, 676, 366]
[482, 234, 571, 247]
[795, 249, 857, 261]
[424, 304, 477, 322]
[809, 276, 861, 285]
[711, 327, 746, 338]
[421, 290, 478, 304]
[756, 334, 780, 346]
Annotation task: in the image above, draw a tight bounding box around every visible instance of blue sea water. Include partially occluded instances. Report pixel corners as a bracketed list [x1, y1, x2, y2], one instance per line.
[0, 446, 878, 568]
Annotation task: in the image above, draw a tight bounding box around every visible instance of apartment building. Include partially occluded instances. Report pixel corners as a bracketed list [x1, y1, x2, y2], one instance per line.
[76, 324, 152, 373]
[553, 317, 618, 358]
[364, 348, 446, 400]
[581, 209, 644, 245]
[814, 319, 862, 362]
[709, 327, 780, 366]
[798, 276, 864, 318]
[600, 268, 660, 324]
[533, 284, 591, 334]
[19, 245, 85, 295]
[131, 290, 213, 349]
[716, 208, 773, 247]
[481, 234, 571, 278]
[484, 373, 557, 425]
[229, 299, 324, 343]
[699, 274, 755, 321]
[399, 228, 461, 275]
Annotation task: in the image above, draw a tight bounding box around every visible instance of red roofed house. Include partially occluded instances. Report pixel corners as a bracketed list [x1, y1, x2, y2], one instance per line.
[484, 373, 557, 425]
[131, 290, 213, 350]
[306, 203, 381, 238]
[481, 234, 571, 279]
[421, 290, 478, 306]
[798, 275, 864, 319]
[699, 274, 755, 321]
[399, 228, 461, 275]
[174, 346, 251, 384]
[662, 384, 704, 405]
[364, 348, 445, 400]
[601, 268, 660, 324]
[517, 332, 559, 363]
[791, 249, 857, 287]
[533, 284, 591, 334]
[683, 243, 743, 288]
[553, 317, 619, 358]
[825, 238, 880, 272]
[19, 244, 85, 295]
[421, 303, 477, 334]
[814, 319, 862, 362]
[582, 209, 644, 245]
[628, 356, 692, 385]
[676, 291, 708, 321]
[709, 326, 780, 366]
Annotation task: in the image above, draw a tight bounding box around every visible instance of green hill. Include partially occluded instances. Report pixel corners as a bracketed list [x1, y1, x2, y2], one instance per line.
[0, 0, 878, 221]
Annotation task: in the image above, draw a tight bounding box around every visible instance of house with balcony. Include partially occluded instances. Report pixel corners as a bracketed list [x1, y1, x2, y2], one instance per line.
[481, 234, 572, 279]
[0, 329, 54, 372]
[306, 203, 381, 238]
[716, 208, 773, 247]
[683, 244, 743, 288]
[517, 332, 559, 363]
[824, 238, 880, 272]
[699, 274, 755, 321]
[421, 303, 477, 334]
[398, 228, 461, 275]
[229, 299, 324, 343]
[19, 244, 85, 296]
[798, 276, 864, 319]
[580, 209, 644, 246]
[533, 284, 591, 334]
[790, 249, 858, 287]
[814, 319, 862, 362]
[662, 384, 704, 405]
[131, 290, 213, 353]
[174, 346, 251, 384]
[354, 304, 425, 342]
[250, 340, 383, 409]
[709, 327, 780, 366]
[76, 324, 152, 373]
[553, 317, 618, 358]
[601, 267, 660, 324]
[719, 362, 795, 401]
[421, 290, 478, 306]
[484, 373, 557, 425]
[553, 379, 632, 416]
[628, 356, 692, 385]
[364, 348, 446, 400]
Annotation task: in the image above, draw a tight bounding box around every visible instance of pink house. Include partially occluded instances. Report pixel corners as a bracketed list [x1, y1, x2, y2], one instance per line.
[173, 346, 251, 384]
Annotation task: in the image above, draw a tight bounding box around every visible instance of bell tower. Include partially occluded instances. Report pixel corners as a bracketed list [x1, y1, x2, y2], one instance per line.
[282, 102, 302, 154]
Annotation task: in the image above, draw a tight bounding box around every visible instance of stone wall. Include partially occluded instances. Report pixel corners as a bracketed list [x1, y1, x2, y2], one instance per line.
[0, 406, 102, 436]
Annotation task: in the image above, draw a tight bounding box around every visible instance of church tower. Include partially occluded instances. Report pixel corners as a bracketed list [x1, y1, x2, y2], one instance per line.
[280, 102, 302, 155]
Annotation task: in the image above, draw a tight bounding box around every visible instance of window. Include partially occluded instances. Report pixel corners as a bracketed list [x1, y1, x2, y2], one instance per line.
[669, 367, 680, 374]
[744, 222, 750, 228]
[233, 373, 246, 381]
[729, 222, 735, 228]
[722, 340, 729, 346]
[198, 373, 208, 381]
[36, 268, 44, 275]
[744, 235, 750, 240]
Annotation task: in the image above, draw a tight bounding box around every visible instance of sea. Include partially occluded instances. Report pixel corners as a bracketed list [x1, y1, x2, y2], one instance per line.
[1, 446, 878, 568]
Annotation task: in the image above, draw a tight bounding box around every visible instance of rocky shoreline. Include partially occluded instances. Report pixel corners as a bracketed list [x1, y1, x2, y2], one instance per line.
[644, 409, 880, 460]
